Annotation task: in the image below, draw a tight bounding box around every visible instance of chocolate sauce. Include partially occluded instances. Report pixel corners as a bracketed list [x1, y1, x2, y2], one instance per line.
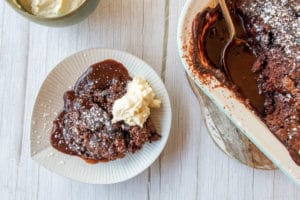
[51, 60, 160, 163]
[204, 14, 228, 69]
[74, 60, 131, 95]
[225, 41, 265, 113]
[192, 6, 265, 114]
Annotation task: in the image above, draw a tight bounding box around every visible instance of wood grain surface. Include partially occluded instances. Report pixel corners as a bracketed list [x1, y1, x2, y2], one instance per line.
[0, 0, 300, 199]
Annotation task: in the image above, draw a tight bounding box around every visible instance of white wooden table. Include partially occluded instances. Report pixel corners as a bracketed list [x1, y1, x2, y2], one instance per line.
[0, 0, 299, 199]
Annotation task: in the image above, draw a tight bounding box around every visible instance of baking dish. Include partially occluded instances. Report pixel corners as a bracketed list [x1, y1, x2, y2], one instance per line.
[177, 0, 300, 186]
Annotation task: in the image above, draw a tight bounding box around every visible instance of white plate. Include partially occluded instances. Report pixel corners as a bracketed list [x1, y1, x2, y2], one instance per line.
[177, 0, 300, 186]
[31, 48, 172, 184]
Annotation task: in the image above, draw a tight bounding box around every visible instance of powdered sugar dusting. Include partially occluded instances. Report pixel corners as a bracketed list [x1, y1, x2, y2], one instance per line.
[241, 0, 299, 60]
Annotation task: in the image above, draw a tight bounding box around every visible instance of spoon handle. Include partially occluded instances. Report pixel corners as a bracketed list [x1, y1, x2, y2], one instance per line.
[218, 0, 235, 39]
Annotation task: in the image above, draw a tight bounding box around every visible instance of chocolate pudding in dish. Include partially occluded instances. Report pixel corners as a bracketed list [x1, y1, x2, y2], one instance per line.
[51, 59, 161, 163]
[191, 0, 300, 164]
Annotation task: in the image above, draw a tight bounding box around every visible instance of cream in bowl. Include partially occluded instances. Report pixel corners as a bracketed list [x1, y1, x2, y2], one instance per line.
[31, 0, 86, 18]
[7, 0, 100, 26]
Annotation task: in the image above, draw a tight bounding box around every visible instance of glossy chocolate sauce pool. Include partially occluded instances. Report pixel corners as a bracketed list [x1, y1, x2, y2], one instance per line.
[192, 6, 265, 114]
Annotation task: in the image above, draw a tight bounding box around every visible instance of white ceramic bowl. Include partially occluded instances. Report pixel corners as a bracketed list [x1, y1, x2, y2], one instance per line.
[177, 0, 300, 186]
[31, 48, 172, 184]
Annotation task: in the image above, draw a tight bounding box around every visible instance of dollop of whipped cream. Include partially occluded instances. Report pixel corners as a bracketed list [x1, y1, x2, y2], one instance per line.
[112, 76, 161, 127]
[31, 0, 86, 18]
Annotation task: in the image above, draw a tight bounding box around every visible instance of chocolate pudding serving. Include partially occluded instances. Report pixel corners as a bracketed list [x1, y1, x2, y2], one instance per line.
[191, 0, 300, 164]
[51, 59, 161, 163]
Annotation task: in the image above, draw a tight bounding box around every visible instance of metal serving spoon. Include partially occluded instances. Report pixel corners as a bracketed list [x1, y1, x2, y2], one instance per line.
[218, 0, 248, 80]
[218, 0, 265, 113]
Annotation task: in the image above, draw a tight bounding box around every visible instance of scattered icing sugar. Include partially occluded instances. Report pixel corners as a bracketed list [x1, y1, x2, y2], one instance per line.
[241, 0, 299, 60]
[43, 113, 50, 118]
